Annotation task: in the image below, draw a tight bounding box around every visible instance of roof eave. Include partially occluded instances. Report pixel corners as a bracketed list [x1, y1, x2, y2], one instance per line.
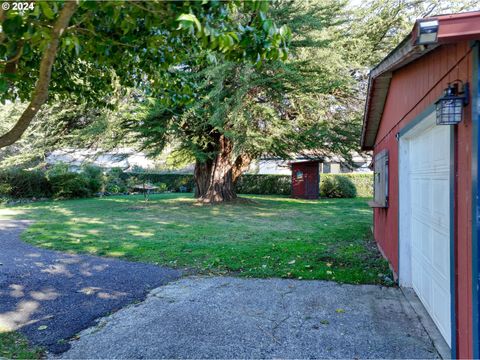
[360, 11, 480, 150]
[361, 36, 438, 150]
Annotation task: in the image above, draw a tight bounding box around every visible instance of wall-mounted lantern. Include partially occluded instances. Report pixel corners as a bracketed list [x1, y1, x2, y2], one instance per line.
[435, 81, 469, 125]
[416, 19, 439, 45]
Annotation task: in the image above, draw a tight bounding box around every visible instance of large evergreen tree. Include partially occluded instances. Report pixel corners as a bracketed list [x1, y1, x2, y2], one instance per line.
[125, 0, 361, 202]
[0, 1, 288, 148]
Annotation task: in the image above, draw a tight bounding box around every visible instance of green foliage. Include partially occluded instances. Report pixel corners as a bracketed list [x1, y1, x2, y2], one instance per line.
[48, 173, 92, 199]
[121, 172, 371, 197]
[322, 173, 372, 198]
[0, 331, 44, 359]
[320, 175, 357, 198]
[235, 173, 371, 197]
[0, 163, 105, 200]
[125, 0, 364, 179]
[0, 1, 289, 105]
[45, 163, 100, 199]
[236, 175, 291, 195]
[3, 194, 392, 285]
[45, 163, 70, 177]
[81, 164, 104, 194]
[155, 182, 168, 193]
[0, 168, 51, 198]
[46, 164, 102, 199]
[104, 168, 128, 194]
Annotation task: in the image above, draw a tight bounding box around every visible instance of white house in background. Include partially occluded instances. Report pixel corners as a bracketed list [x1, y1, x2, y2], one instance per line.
[248, 153, 372, 175]
[46, 148, 371, 175]
[46, 148, 157, 171]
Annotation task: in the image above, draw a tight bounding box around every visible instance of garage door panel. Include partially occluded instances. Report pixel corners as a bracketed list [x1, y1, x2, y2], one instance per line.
[433, 230, 450, 280]
[432, 283, 451, 340]
[421, 180, 429, 212]
[432, 180, 449, 220]
[404, 122, 451, 347]
[412, 256, 421, 290]
[420, 265, 433, 309]
[411, 217, 432, 261]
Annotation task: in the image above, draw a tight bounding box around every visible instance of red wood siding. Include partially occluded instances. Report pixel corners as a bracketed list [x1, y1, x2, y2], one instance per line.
[373, 41, 473, 358]
[291, 162, 320, 199]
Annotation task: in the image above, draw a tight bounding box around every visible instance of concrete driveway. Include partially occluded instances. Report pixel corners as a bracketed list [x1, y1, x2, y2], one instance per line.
[59, 276, 439, 359]
[0, 220, 181, 353]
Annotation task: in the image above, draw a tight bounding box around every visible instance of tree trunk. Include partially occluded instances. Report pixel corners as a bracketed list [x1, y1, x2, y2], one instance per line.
[0, 1, 78, 149]
[194, 136, 251, 203]
[194, 159, 212, 198]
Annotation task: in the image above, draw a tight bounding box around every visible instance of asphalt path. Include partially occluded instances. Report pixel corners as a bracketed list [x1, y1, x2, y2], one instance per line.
[0, 219, 181, 353]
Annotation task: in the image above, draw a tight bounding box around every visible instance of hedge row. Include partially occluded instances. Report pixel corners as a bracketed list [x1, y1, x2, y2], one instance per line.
[117, 172, 373, 197]
[234, 174, 291, 195]
[0, 168, 51, 198]
[0, 165, 104, 200]
[321, 173, 372, 198]
[0, 166, 373, 200]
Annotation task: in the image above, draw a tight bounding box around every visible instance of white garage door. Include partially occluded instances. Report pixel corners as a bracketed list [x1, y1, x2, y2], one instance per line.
[404, 117, 451, 346]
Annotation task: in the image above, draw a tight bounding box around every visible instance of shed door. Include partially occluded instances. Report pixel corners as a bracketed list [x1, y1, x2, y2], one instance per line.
[403, 119, 451, 346]
[304, 163, 319, 198]
[292, 164, 306, 198]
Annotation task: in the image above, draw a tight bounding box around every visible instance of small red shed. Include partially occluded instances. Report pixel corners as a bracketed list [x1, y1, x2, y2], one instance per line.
[361, 11, 480, 359]
[291, 160, 320, 199]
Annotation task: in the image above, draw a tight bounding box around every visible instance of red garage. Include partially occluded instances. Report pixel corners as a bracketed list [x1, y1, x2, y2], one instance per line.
[361, 11, 480, 359]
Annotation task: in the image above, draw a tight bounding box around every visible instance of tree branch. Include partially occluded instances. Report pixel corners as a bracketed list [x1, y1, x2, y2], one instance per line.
[0, 0, 78, 149]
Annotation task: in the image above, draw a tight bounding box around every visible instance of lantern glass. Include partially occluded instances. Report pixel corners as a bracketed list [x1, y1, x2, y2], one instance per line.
[417, 20, 439, 45]
[435, 96, 463, 125]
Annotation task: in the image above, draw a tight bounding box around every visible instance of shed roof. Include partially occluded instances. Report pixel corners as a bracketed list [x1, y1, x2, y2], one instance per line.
[289, 159, 322, 165]
[361, 11, 480, 150]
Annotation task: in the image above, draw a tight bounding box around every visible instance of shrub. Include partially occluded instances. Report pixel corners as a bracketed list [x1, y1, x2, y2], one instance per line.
[0, 168, 51, 198]
[320, 175, 357, 198]
[104, 168, 128, 194]
[81, 164, 104, 194]
[335, 173, 372, 198]
[0, 183, 12, 195]
[155, 182, 168, 192]
[45, 162, 104, 199]
[48, 173, 92, 199]
[45, 162, 70, 177]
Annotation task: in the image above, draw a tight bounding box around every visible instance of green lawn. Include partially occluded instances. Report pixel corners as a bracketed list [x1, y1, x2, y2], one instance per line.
[0, 332, 43, 359]
[0, 193, 392, 284]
